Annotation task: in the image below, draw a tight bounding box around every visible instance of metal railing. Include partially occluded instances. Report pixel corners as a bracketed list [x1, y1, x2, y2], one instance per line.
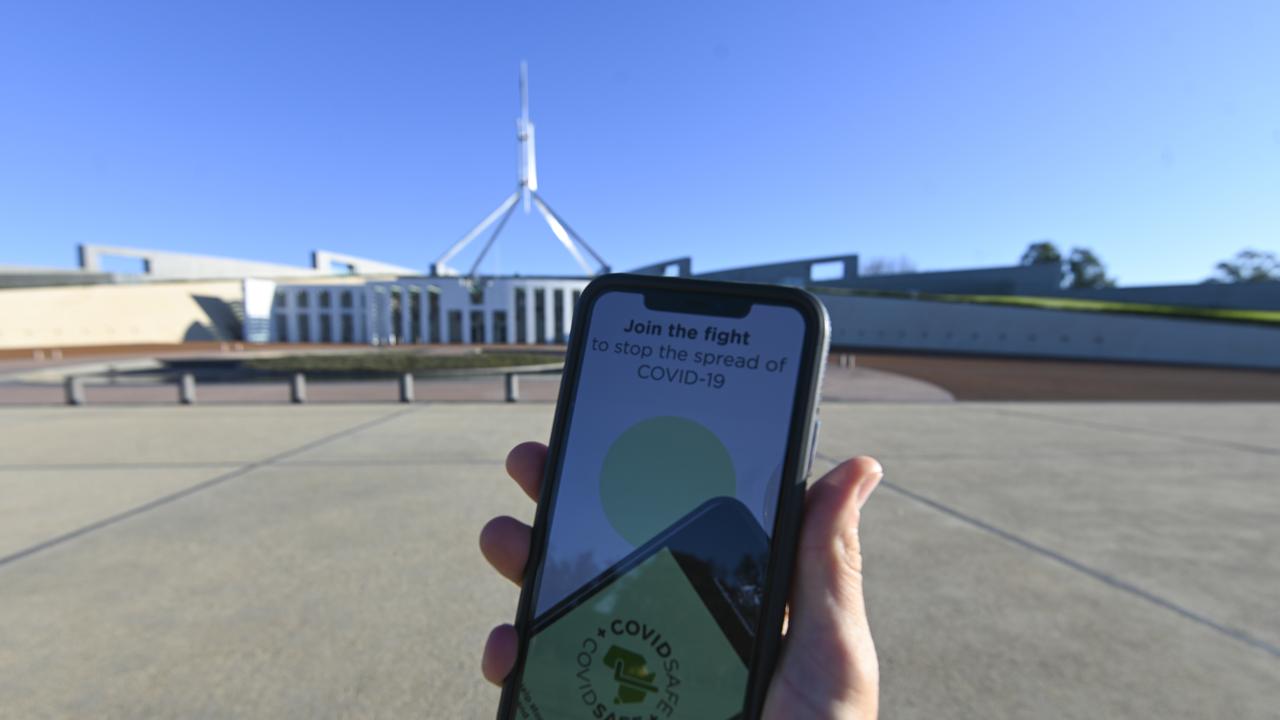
[62, 369, 540, 406]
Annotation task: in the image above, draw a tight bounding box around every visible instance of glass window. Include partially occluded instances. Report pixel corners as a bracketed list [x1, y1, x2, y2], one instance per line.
[554, 289, 565, 343]
[534, 289, 546, 344]
[390, 286, 403, 345]
[409, 287, 423, 343]
[515, 288, 528, 344]
[448, 310, 463, 344]
[429, 291, 441, 343]
[493, 310, 508, 343]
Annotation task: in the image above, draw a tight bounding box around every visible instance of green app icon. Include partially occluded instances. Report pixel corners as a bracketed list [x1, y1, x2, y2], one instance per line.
[602, 645, 659, 704]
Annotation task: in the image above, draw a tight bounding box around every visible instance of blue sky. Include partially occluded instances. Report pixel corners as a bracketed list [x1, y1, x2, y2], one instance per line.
[2, 1, 1277, 285]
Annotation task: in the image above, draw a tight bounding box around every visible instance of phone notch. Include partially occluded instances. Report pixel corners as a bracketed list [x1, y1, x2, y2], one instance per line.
[642, 289, 753, 318]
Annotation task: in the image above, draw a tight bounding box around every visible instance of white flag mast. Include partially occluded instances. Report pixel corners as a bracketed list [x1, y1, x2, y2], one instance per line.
[432, 62, 610, 281]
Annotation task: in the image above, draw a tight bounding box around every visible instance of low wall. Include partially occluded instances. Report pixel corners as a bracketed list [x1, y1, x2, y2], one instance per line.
[837, 263, 1063, 296]
[818, 292, 1280, 370]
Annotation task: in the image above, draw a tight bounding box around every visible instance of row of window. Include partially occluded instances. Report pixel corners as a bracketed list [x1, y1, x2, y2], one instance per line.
[275, 313, 359, 343]
[271, 285, 584, 345]
[277, 289, 357, 310]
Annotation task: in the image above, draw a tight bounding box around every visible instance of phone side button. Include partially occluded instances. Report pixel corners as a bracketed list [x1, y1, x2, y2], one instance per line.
[805, 418, 821, 480]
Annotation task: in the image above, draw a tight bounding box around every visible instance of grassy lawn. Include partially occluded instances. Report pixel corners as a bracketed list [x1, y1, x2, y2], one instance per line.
[812, 287, 1280, 325]
[245, 351, 563, 375]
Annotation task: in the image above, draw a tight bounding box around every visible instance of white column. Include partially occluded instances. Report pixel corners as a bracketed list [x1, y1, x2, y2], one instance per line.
[356, 289, 369, 343]
[369, 288, 382, 344]
[307, 289, 320, 342]
[524, 285, 537, 345]
[528, 286, 538, 344]
[399, 286, 411, 344]
[286, 290, 300, 343]
[329, 292, 340, 343]
[379, 287, 392, 344]
[560, 286, 573, 342]
[540, 286, 552, 344]
[508, 285, 518, 345]
[419, 284, 430, 344]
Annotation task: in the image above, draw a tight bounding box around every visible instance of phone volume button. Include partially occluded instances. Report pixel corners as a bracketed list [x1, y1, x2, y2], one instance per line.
[805, 418, 821, 479]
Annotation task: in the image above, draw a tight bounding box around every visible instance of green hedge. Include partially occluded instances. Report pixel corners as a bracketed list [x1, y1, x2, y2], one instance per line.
[245, 351, 562, 374]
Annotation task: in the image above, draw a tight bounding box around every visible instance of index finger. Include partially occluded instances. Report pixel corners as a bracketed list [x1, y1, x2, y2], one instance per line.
[505, 441, 548, 502]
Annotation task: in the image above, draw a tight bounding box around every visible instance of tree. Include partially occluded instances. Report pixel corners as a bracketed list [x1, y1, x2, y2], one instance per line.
[1018, 240, 1114, 288]
[1065, 247, 1115, 289]
[1020, 240, 1062, 267]
[1210, 249, 1280, 283]
[861, 255, 917, 276]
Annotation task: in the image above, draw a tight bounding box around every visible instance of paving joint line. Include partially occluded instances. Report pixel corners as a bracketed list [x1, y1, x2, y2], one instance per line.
[0, 408, 416, 569]
[0, 462, 249, 472]
[816, 451, 1280, 661]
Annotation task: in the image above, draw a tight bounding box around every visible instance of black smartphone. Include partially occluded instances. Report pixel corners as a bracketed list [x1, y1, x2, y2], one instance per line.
[498, 274, 829, 720]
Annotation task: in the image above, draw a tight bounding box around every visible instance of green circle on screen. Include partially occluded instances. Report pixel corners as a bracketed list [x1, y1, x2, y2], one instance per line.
[599, 416, 736, 546]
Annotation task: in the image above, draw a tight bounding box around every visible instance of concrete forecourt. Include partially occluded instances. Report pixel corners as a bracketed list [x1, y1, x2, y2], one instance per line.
[0, 403, 1276, 719]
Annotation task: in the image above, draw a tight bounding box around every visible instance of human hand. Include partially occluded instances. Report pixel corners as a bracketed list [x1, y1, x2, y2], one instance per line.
[480, 441, 882, 719]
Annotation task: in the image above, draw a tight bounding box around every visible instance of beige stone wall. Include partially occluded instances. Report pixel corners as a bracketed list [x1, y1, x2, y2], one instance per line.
[0, 280, 246, 349]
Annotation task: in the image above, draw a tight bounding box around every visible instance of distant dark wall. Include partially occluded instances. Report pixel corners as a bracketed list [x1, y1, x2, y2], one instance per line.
[696, 254, 859, 285]
[629, 257, 693, 277]
[818, 291, 1280, 370]
[638, 253, 1280, 311]
[841, 264, 1063, 296]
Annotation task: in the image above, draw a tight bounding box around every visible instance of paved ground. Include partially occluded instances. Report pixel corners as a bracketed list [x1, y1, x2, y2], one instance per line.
[1, 403, 1277, 719]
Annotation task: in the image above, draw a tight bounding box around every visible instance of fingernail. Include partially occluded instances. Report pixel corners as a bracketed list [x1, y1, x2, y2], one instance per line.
[855, 470, 883, 507]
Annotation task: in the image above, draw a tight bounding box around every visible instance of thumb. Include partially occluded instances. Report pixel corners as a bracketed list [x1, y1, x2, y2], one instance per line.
[767, 457, 882, 717]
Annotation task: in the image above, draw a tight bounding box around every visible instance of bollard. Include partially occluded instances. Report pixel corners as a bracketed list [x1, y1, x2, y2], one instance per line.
[505, 373, 519, 403]
[179, 373, 197, 405]
[65, 376, 85, 406]
[399, 373, 415, 403]
[291, 373, 307, 404]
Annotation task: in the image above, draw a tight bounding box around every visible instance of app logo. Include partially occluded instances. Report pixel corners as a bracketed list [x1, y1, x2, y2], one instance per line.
[537, 617, 683, 719]
[602, 645, 659, 704]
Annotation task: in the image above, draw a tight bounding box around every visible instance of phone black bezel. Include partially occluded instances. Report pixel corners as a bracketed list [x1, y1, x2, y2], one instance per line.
[495, 273, 830, 720]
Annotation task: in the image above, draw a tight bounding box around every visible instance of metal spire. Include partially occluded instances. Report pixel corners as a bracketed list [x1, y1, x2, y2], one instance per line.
[431, 63, 609, 280]
[517, 61, 537, 213]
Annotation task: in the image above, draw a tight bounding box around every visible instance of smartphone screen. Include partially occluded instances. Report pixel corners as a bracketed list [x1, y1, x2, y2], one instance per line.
[510, 286, 815, 720]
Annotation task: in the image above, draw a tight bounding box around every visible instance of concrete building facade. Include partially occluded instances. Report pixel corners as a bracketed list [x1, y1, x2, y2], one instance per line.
[3, 245, 1278, 370]
[262, 277, 589, 346]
